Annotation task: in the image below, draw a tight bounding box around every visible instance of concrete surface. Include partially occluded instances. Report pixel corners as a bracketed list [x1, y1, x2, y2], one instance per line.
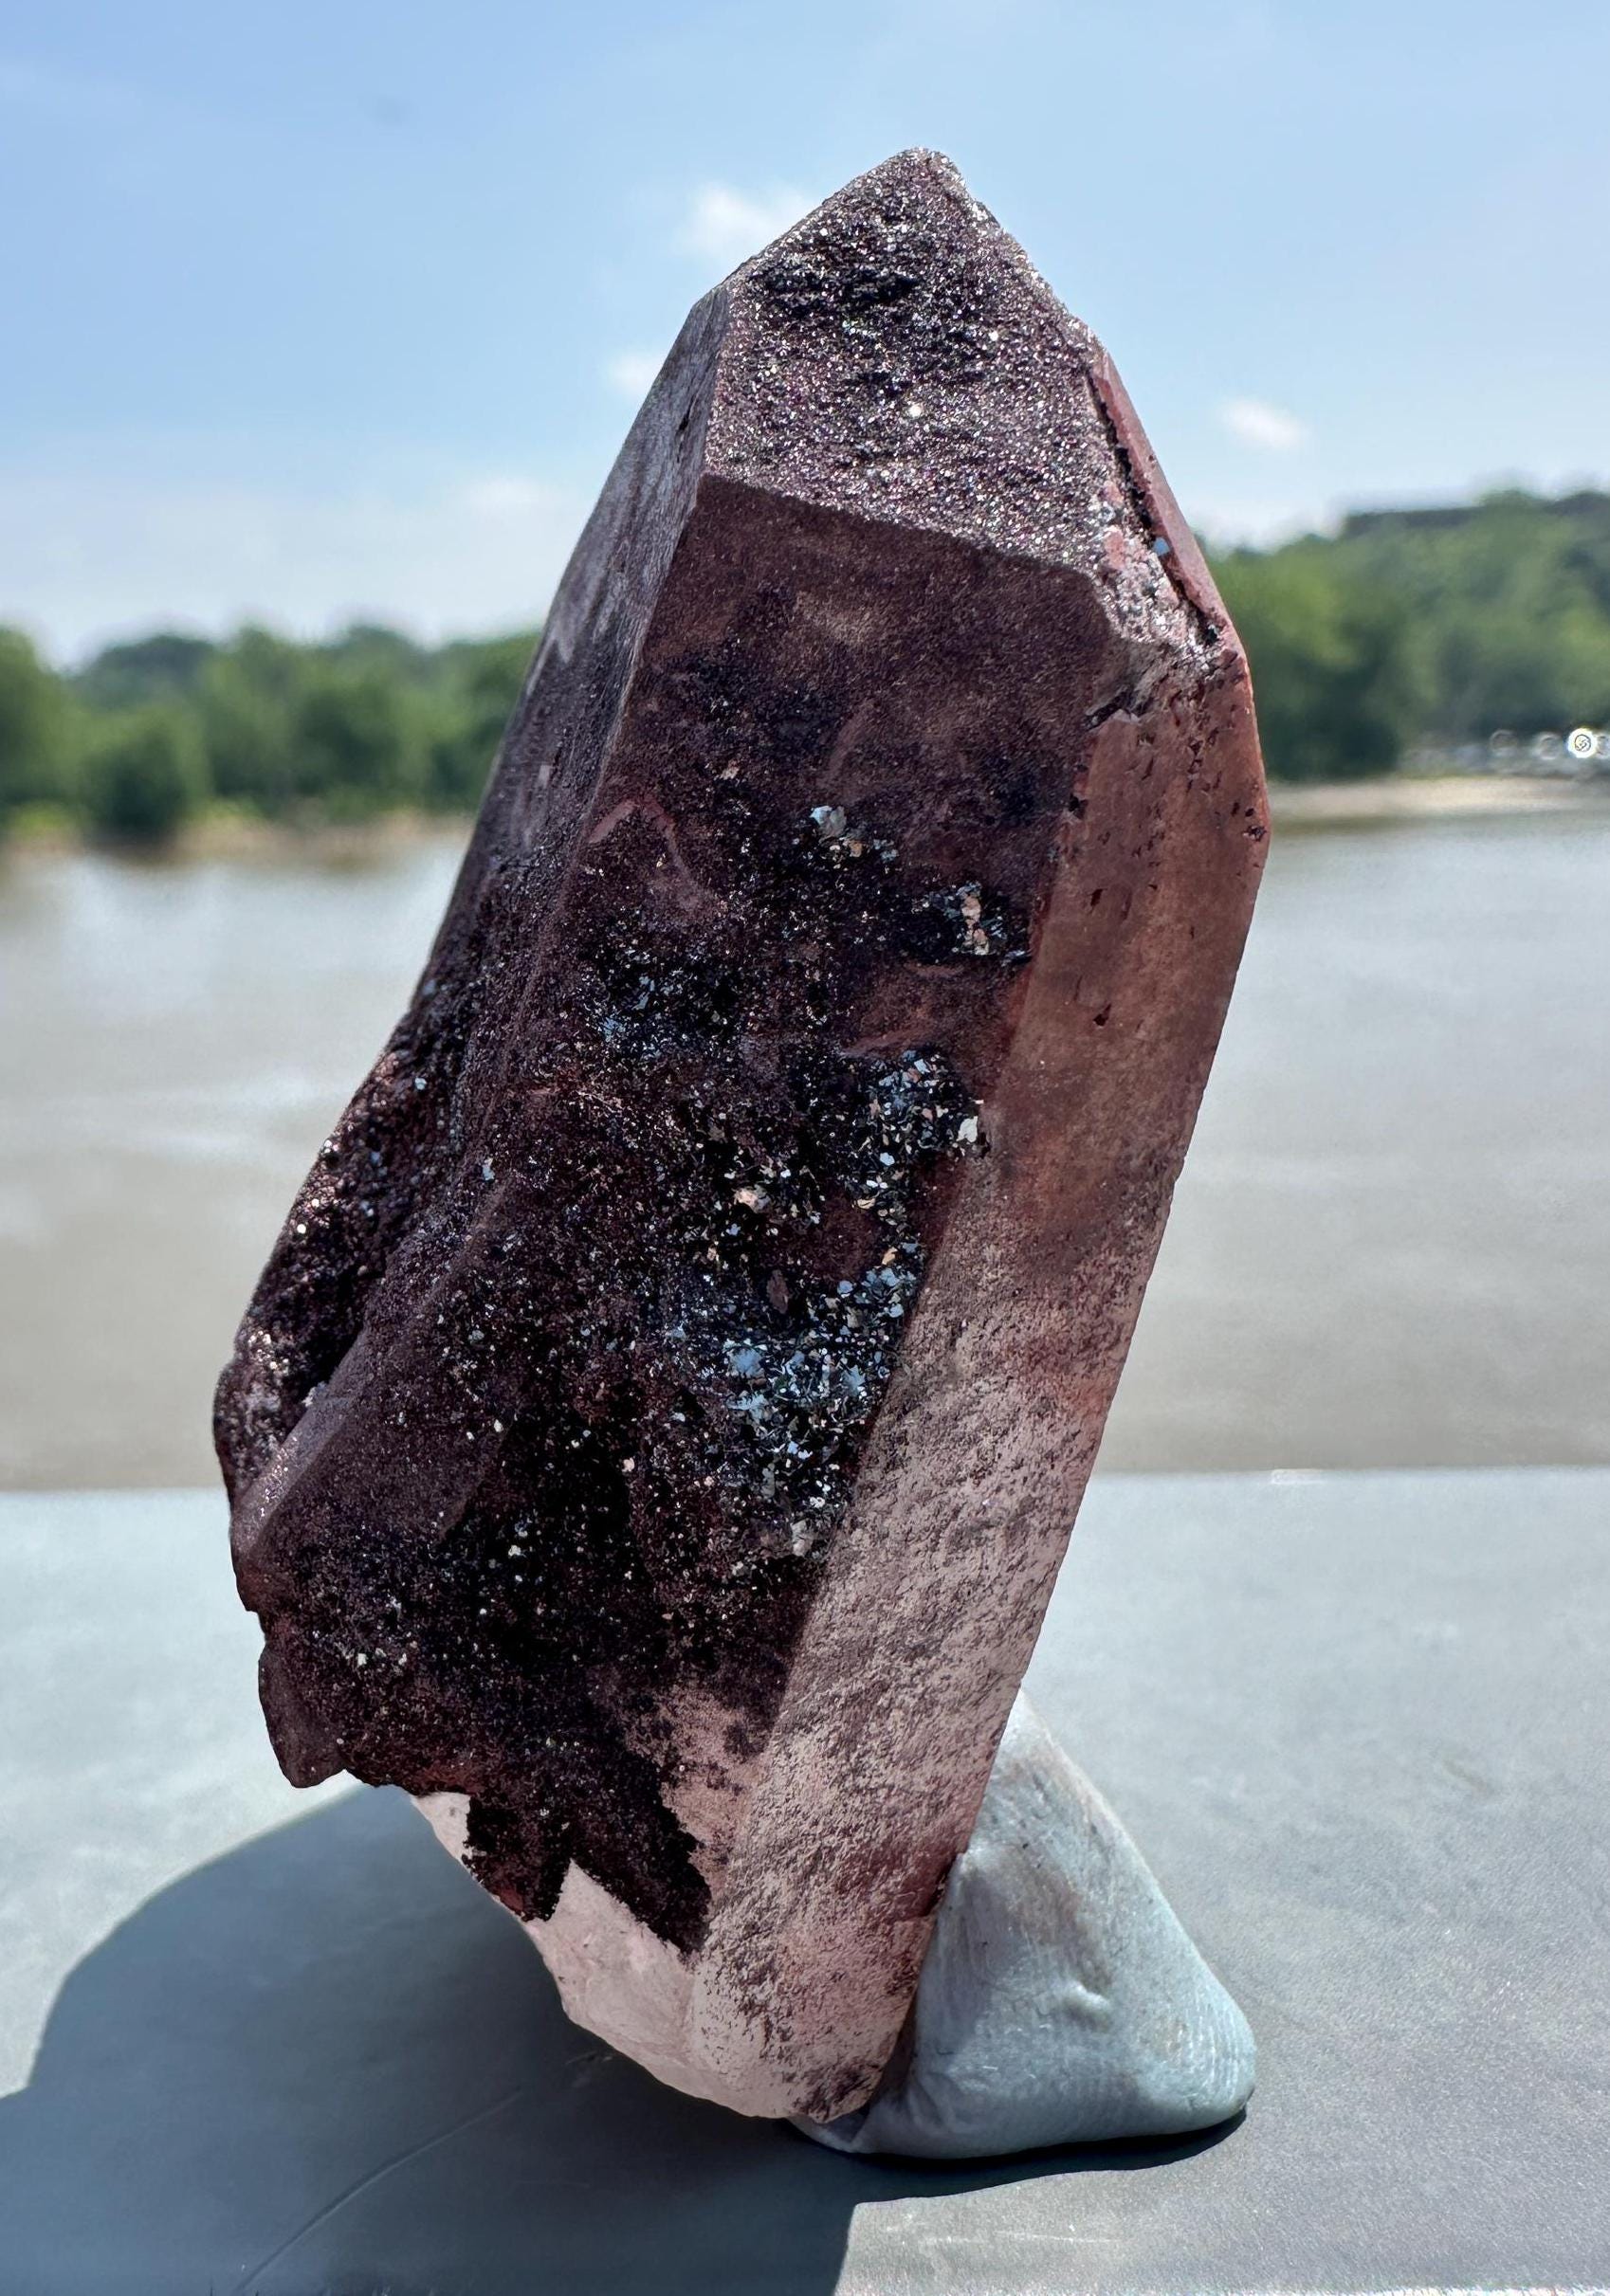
[1, 1469, 1606, 2294]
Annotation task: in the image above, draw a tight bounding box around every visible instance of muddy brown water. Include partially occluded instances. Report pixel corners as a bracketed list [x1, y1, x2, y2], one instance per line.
[2, 809, 1606, 1488]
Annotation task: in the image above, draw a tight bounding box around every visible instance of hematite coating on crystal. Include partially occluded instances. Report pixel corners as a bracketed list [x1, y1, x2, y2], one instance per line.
[216, 149, 1267, 2120]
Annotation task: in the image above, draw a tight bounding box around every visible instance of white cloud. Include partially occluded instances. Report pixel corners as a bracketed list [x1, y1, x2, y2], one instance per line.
[677, 180, 813, 270]
[1218, 397, 1310, 454]
[603, 348, 665, 402]
[0, 461, 587, 661]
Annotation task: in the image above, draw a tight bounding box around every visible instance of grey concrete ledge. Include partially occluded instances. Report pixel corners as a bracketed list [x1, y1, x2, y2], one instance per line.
[2, 1468, 1607, 2295]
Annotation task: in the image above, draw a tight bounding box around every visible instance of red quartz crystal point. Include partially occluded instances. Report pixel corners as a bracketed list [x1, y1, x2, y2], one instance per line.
[215, 148, 1268, 2122]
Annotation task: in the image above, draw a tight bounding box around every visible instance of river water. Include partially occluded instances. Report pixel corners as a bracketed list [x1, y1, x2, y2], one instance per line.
[2, 809, 1606, 1487]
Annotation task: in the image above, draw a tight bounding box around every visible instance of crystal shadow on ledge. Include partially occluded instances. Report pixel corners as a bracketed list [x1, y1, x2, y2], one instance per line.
[0, 1785, 1239, 2295]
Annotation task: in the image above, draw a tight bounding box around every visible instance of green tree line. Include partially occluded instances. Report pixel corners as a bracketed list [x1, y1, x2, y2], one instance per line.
[1212, 486, 1610, 779]
[0, 621, 536, 846]
[3, 487, 1608, 843]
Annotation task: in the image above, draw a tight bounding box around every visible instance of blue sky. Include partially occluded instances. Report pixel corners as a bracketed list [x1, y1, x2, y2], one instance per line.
[2, 0, 1604, 658]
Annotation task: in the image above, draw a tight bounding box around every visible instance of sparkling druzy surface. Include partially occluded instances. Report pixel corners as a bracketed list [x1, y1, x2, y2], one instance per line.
[216, 149, 1267, 2120]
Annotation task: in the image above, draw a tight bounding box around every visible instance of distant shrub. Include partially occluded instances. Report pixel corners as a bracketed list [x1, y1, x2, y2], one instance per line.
[196, 628, 304, 814]
[424, 632, 533, 811]
[1211, 549, 1423, 781]
[1331, 489, 1610, 738]
[0, 627, 74, 828]
[83, 706, 210, 845]
[75, 629, 217, 714]
[292, 668, 422, 816]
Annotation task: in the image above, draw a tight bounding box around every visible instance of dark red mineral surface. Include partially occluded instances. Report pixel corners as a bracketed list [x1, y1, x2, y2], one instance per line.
[216, 148, 1267, 2120]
